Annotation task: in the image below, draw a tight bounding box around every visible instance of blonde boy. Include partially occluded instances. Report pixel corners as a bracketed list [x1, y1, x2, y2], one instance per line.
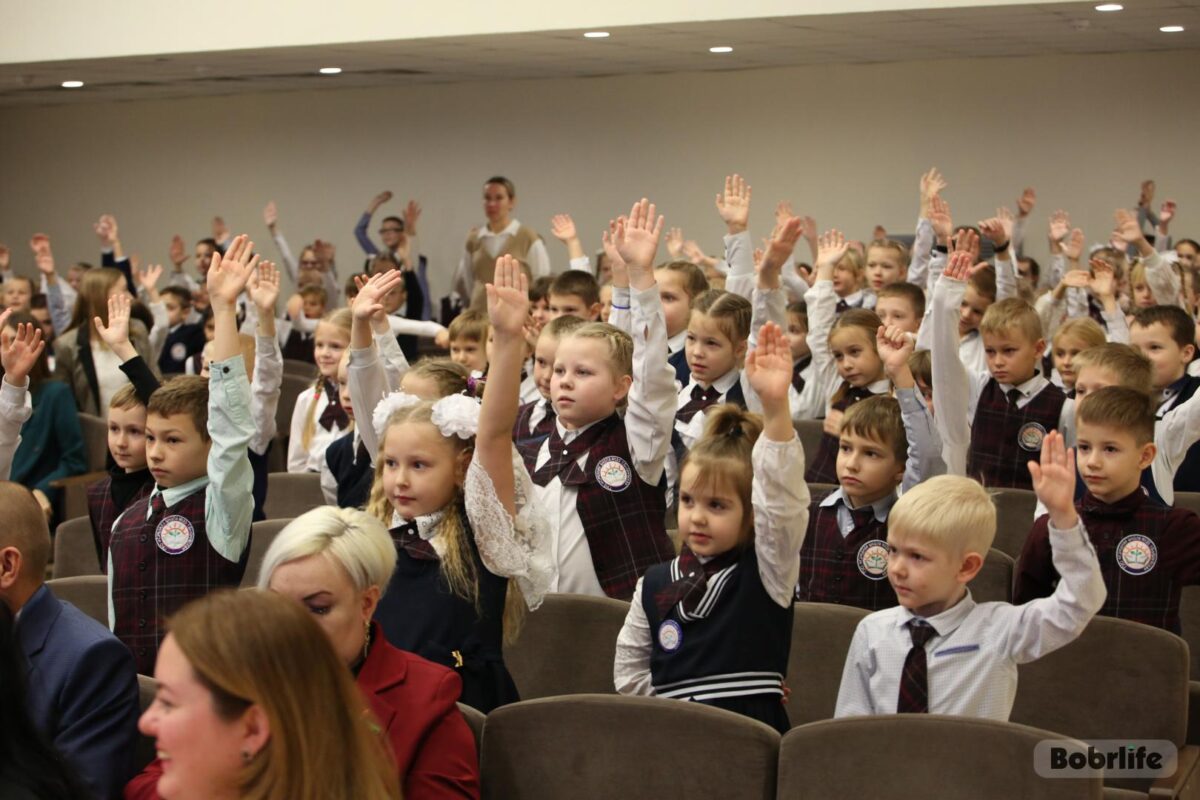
[514, 314, 587, 460]
[447, 309, 489, 373]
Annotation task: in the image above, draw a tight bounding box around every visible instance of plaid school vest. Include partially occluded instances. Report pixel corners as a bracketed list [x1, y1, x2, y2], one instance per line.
[87, 473, 153, 570]
[967, 378, 1066, 490]
[109, 488, 249, 674]
[514, 399, 555, 468]
[805, 385, 878, 485]
[796, 491, 898, 612]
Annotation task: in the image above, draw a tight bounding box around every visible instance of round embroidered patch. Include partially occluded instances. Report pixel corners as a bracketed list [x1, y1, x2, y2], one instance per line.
[1017, 422, 1047, 452]
[595, 455, 632, 492]
[856, 539, 890, 581]
[658, 619, 682, 652]
[170, 342, 188, 362]
[155, 515, 195, 556]
[1115, 534, 1157, 576]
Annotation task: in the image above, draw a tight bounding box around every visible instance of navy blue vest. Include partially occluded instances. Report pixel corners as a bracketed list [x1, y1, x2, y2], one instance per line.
[668, 347, 690, 385]
[325, 432, 373, 509]
[1164, 375, 1200, 494]
[157, 323, 207, 375]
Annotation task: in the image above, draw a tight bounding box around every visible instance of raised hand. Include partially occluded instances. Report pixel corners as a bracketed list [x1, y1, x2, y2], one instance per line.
[978, 217, 1006, 248]
[1138, 179, 1155, 208]
[1160, 200, 1177, 227]
[314, 239, 336, 271]
[1087, 259, 1116, 300]
[34, 250, 55, 278]
[369, 190, 393, 212]
[206, 234, 259, 308]
[919, 167, 947, 219]
[0, 319, 44, 385]
[614, 198, 664, 288]
[760, 216, 804, 281]
[352, 269, 405, 322]
[1048, 210, 1070, 244]
[943, 250, 974, 283]
[1017, 187, 1036, 218]
[93, 215, 117, 247]
[682, 240, 715, 268]
[876, 324, 916, 377]
[745, 322, 792, 409]
[1028, 430, 1077, 529]
[247, 260, 281, 313]
[93, 292, 133, 351]
[263, 201, 278, 229]
[550, 214, 578, 243]
[404, 200, 421, 234]
[815, 229, 849, 275]
[1063, 228, 1085, 261]
[1062, 270, 1091, 290]
[29, 233, 51, 258]
[601, 218, 629, 288]
[929, 195, 953, 243]
[136, 264, 164, 296]
[0, 245, 9, 272]
[715, 174, 751, 234]
[666, 226, 684, 259]
[1112, 209, 1145, 245]
[169, 234, 188, 268]
[486, 254, 531, 338]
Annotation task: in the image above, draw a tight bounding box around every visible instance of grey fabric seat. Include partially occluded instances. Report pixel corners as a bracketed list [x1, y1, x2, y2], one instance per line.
[53, 515, 102, 579]
[786, 602, 869, 727]
[239, 518, 294, 586]
[45, 575, 108, 627]
[991, 487, 1037, 558]
[973, 548, 1015, 604]
[262, 472, 324, 520]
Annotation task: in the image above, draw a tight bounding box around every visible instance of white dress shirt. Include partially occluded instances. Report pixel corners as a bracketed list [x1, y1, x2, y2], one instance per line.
[453, 219, 551, 301]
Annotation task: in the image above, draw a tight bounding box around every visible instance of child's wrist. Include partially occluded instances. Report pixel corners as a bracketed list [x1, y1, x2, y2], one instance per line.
[1048, 507, 1079, 530]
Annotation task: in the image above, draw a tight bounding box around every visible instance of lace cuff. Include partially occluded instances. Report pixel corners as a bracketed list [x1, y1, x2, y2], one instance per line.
[463, 446, 552, 610]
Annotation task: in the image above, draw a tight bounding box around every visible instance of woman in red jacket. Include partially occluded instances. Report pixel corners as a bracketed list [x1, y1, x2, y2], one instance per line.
[125, 507, 479, 800]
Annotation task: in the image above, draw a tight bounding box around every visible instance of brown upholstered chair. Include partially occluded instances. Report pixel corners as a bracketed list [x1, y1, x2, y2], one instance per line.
[991, 487, 1038, 559]
[1174, 492, 1200, 517]
[135, 675, 158, 771]
[793, 419, 825, 470]
[262, 472, 324, 520]
[273, 373, 315, 467]
[77, 412, 109, 472]
[1190, 682, 1200, 747]
[45, 575, 108, 627]
[238, 518, 294, 586]
[1010, 616, 1197, 797]
[786, 602, 869, 728]
[973, 548, 1015, 604]
[1181, 585, 1200, 681]
[52, 515, 102, 579]
[480, 694, 779, 800]
[777, 715, 1101, 799]
[282, 358, 318, 380]
[457, 702, 485, 760]
[503, 593, 630, 699]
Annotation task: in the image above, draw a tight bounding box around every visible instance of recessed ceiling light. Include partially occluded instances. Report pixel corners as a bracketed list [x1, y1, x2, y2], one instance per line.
[709, 46, 734, 53]
[1160, 24, 1185, 32]
[1094, 3, 1123, 11]
[318, 66, 342, 74]
[583, 31, 610, 38]
[61, 80, 84, 88]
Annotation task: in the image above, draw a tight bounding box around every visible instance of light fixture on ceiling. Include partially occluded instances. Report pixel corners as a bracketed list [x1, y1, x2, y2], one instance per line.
[1160, 24, 1185, 32]
[318, 66, 343, 74]
[1094, 3, 1123, 11]
[709, 46, 733, 53]
[583, 31, 610, 38]
[61, 80, 84, 88]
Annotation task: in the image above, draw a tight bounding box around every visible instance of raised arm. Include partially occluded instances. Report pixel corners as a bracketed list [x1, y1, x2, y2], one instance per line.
[246, 260, 284, 454]
[929, 248, 981, 476]
[798, 230, 849, 419]
[1116, 208, 1184, 308]
[349, 270, 408, 461]
[262, 201, 299, 282]
[550, 214, 591, 272]
[602, 218, 632, 335]
[0, 311, 39, 480]
[717, 174, 755, 299]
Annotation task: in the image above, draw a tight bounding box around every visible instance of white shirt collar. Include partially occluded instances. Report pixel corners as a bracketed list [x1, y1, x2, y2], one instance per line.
[478, 219, 521, 238]
[894, 588, 976, 636]
[819, 486, 896, 522]
[556, 416, 601, 444]
[998, 371, 1047, 397]
[391, 507, 447, 541]
[667, 329, 687, 354]
[687, 367, 740, 395]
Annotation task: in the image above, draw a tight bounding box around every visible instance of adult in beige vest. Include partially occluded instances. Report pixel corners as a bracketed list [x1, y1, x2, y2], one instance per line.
[453, 176, 550, 309]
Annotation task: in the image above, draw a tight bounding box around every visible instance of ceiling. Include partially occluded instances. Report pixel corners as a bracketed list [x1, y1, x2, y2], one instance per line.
[1, 1, 1196, 107]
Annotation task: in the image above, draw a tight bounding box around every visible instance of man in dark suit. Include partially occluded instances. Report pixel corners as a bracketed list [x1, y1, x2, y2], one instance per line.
[0, 481, 139, 800]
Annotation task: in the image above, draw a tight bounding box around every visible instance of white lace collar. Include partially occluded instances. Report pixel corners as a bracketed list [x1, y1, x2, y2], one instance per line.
[390, 507, 448, 541]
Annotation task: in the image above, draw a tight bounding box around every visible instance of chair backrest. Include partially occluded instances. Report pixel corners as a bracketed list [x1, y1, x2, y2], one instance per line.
[503, 593, 630, 700]
[53, 516, 101, 579]
[262, 472, 324, 521]
[793, 419, 824, 469]
[991, 488, 1038, 559]
[282, 358, 318, 380]
[457, 702, 485, 760]
[46, 575, 108, 627]
[135, 675, 158, 771]
[1181, 586, 1200, 681]
[239, 518, 295, 587]
[480, 695, 779, 800]
[78, 413, 109, 472]
[275, 373, 316, 450]
[1174, 492, 1200, 517]
[777, 716, 1101, 800]
[787, 602, 869, 727]
[972, 548, 1014, 604]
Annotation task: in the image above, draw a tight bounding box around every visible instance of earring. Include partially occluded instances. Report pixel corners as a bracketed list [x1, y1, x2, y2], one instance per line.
[241, 750, 252, 764]
[363, 620, 372, 662]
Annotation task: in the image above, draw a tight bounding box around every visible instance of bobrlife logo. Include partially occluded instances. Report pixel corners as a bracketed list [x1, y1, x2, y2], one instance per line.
[1034, 740, 1178, 779]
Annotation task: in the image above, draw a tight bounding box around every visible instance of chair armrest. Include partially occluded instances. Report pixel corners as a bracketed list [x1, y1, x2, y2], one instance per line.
[49, 470, 108, 489]
[1149, 743, 1200, 798]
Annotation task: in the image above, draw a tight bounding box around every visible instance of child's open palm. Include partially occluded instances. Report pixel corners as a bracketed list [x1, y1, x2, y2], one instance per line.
[207, 235, 259, 308]
[745, 322, 791, 405]
[816, 229, 848, 274]
[1, 316, 44, 384]
[93, 293, 132, 349]
[614, 199, 663, 281]
[486, 255, 530, 337]
[353, 269, 404, 322]
[715, 174, 752, 230]
[247, 260, 281, 312]
[1028, 430, 1077, 527]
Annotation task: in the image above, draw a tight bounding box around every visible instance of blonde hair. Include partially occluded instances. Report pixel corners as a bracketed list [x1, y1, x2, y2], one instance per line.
[301, 309, 353, 452]
[889, 475, 996, 557]
[448, 309, 489, 344]
[110, 383, 144, 412]
[68, 267, 125, 334]
[680, 405, 764, 545]
[835, 248, 865, 276]
[562, 322, 634, 378]
[257, 507, 397, 594]
[655, 260, 709, 300]
[1076, 385, 1156, 446]
[839, 395, 907, 463]
[1052, 317, 1106, 351]
[406, 358, 471, 398]
[365, 401, 526, 642]
[169, 590, 399, 800]
[1074, 343, 1153, 392]
[979, 298, 1043, 343]
[867, 239, 910, 267]
[691, 289, 752, 348]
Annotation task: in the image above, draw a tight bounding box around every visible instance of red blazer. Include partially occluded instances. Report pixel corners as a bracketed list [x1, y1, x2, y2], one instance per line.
[125, 625, 479, 800]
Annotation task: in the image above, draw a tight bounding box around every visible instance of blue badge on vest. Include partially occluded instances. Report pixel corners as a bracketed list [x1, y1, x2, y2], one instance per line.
[856, 539, 890, 580]
[1115, 534, 1157, 575]
[155, 515, 195, 556]
[1018, 422, 1047, 452]
[170, 342, 188, 362]
[595, 455, 633, 492]
[658, 619, 683, 652]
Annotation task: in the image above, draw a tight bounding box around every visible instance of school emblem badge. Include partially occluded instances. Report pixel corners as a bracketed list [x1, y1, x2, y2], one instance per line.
[856, 539, 890, 580]
[595, 455, 632, 492]
[155, 515, 195, 556]
[658, 619, 682, 652]
[170, 342, 188, 362]
[1115, 534, 1157, 576]
[1017, 422, 1047, 452]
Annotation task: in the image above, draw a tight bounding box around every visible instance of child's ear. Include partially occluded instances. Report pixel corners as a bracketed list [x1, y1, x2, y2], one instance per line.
[957, 551, 985, 584]
[734, 338, 749, 363]
[588, 302, 602, 321]
[1138, 441, 1158, 471]
[613, 373, 634, 403]
[1184, 343, 1196, 363]
[1033, 337, 1047, 357]
[454, 448, 473, 484]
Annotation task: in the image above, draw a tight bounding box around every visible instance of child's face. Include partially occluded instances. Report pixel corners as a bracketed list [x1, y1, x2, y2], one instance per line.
[548, 292, 596, 322]
[108, 404, 148, 472]
[1131, 281, 1155, 308]
[959, 285, 991, 336]
[145, 412, 210, 488]
[164, 296, 189, 327]
[1178, 242, 1198, 271]
[786, 313, 810, 361]
[865, 247, 905, 292]
[829, 327, 884, 388]
[1051, 335, 1090, 390]
[1073, 365, 1120, 400]
[1075, 420, 1155, 504]
[551, 336, 631, 429]
[336, 357, 353, 421]
[303, 295, 327, 320]
[380, 422, 463, 520]
[533, 332, 559, 400]
[886, 528, 971, 618]
[30, 307, 54, 341]
[832, 260, 863, 297]
[449, 336, 486, 372]
[399, 372, 442, 401]
[874, 296, 920, 335]
[314, 322, 349, 379]
[982, 329, 1044, 386]
[836, 429, 904, 507]
[677, 465, 746, 558]
[67, 265, 86, 291]
[1130, 322, 1193, 389]
[3, 280, 31, 311]
[530, 297, 550, 330]
[655, 269, 692, 338]
[194, 243, 215, 276]
[599, 285, 613, 323]
[685, 312, 744, 386]
[193, 288, 210, 313]
[382, 283, 406, 315]
[915, 377, 934, 415]
[203, 316, 216, 342]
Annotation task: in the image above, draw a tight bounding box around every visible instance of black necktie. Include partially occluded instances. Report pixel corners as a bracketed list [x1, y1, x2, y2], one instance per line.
[835, 298, 850, 314]
[1006, 388, 1022, 407]
[392, 521, 438, 561]
[150, 492, 166, 517]
[654, 547, 740, 618]
[792, 356, 811, 393]
[318, 380, 349, 431]
[897, 620, 938, 713]
[677, 384, 721, 424]
[530, 422, 609, 487]
[848, 502, 876, 529]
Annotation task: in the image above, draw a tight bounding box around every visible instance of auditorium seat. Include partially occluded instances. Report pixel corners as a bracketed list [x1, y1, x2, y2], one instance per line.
[793, 419, 824, 469]
[777, 715, 1101, 799]
[973, 548, 1015, 604]
[503, 593, 629, 699]
[262, 472, 323, 520]
[273, 373, 315, 468]
[239, 518, 294, 586]
[45, 575, 108, 626]
[457, 702, 485, 759]
[77, 412, 109, 472]
[52, 516, 102, 579]
[786, 602, 868, 727]
[282, 358, 318, 380]
[1173, 492, 1200, 517]
[991, 487, 1038, 559]
[480, 694, 779, 800]
[1182, 586, 1200, 681]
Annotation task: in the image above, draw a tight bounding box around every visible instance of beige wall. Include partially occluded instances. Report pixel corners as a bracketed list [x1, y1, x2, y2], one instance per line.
[1, 49, 1197, 301]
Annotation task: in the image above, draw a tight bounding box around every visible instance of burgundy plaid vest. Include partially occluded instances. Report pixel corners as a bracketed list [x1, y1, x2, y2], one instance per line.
[967, 378, 1065, 490]
[530, 413, 674, 600]
[796, 490, 898, 611]
[109, 487, 249, 673]
[513, 399, 555, 468]
[805, 385, 879, 485]
[87, 474, 153, 570]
